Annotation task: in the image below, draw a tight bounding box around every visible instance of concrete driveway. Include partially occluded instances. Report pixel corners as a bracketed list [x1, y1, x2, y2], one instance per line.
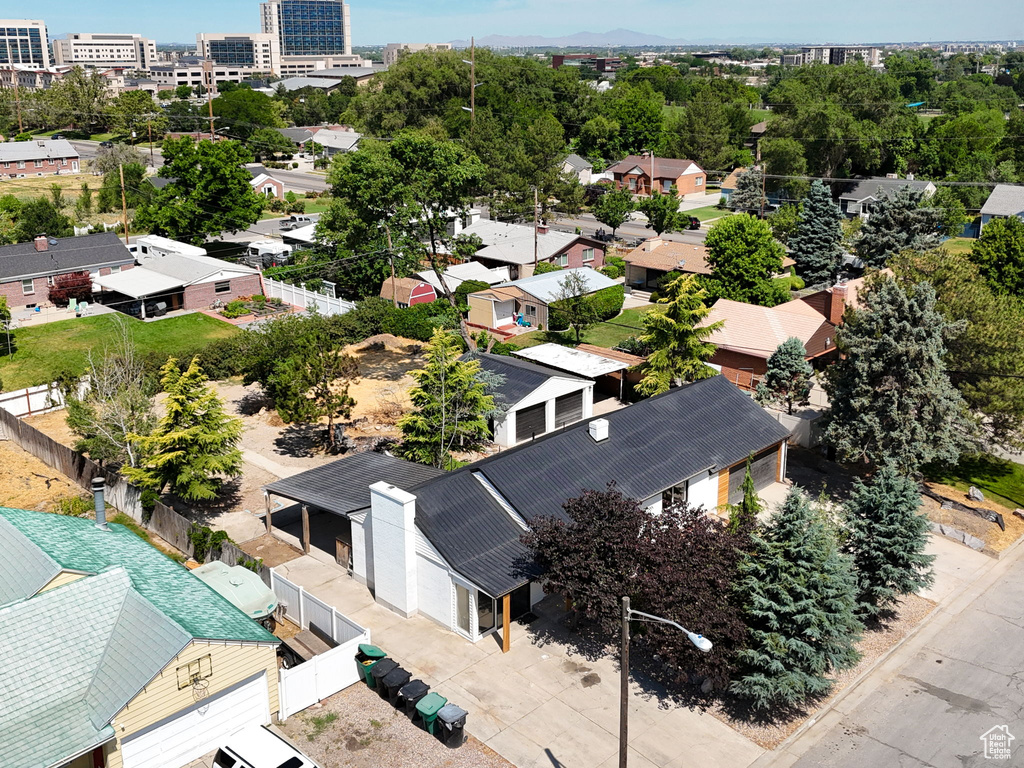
[271, 550, 764, 768]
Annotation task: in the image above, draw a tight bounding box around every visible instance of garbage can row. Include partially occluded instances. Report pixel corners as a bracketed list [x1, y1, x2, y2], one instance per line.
[354, 643, 467, 748]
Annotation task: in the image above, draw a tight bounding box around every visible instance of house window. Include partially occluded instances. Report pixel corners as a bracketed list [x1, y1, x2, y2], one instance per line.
[46, 276, 54, 286]
[555, 254, 569, 267]
[695, 176, 704, 186]
[17, 161, 25, 169]
[524, 304, 537, 317]
[34, 160, 42, 168]
[110, 266, 121, 275]
[662, 180, 671, 193]
[582, 247, 594, 263]
[214, 280, 231, 293]
[477, 592, 496, 633]
[662, 480, 689, 509]
[628, 177, 636, 191]
[21, 279, 34, 295]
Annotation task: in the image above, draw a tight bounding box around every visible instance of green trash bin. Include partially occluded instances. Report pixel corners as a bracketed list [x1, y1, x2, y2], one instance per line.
[355, 644, 388, 686]
[415, 692, 448, 735]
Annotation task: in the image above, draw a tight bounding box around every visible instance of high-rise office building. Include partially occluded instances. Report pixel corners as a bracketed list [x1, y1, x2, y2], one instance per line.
[52, 33, 156, 69]
[0, 20, 50, 69]
[196, 33, 280, 73]
[260, 0, 364, 75]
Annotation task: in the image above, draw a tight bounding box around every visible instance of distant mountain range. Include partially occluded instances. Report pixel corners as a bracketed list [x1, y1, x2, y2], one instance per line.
[448, 29, 700, 48]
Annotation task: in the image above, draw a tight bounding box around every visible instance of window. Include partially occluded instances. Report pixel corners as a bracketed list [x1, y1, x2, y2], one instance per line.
[477, 592, 496, 633]
[46, 276, 54, 286]
[524, 304, 537, 317]
[34, 160, 42, 168]
[662, 480, 689, 509]
[695, 176, 704, 186]
[17, 161, 25, 169]
[662, 180, 672, 193]
[21, 279, 34, 295]
[555, 254, 569, 267]
[582, 247, 594, 263]
[110, 266, 121, 275]
[628, 177, 636, 191]
[214, 280, 231, 293]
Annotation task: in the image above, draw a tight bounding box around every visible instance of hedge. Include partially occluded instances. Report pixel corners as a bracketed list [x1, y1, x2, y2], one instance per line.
[548, 284, 625, 330]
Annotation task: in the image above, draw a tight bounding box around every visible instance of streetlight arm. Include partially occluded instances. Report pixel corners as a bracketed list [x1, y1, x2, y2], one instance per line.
[627, 608, 713, 652]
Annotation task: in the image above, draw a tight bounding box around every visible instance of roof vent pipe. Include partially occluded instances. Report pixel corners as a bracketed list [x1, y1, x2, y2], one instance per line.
[588, 418, 609, 443]
[92, 476, 108, 531]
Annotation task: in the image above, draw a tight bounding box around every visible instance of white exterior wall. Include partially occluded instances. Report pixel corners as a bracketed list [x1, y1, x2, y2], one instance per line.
[491, 378, 592, 448]
[349, 510, 371, 588]
[368, 483, 418, 617]
[687, 471, 718, 512]
[416, 554, 454, 628]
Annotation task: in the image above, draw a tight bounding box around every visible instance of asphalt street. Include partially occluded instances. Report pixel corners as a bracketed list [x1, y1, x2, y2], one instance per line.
[552, 212, 708, 245]
[781, 544, 1024, 768]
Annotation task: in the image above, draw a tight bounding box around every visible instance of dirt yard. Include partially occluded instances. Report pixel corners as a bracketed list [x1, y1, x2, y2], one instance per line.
[341, 335, 424, 446]
[238, 532, 304, 568]
[279, 681, 512, 768]
[922, 482, 1024, 555]
[0, 440, 83, 511]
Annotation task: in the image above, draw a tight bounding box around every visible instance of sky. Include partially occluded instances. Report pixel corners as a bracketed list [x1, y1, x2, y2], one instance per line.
[32, 0, 1024, 47]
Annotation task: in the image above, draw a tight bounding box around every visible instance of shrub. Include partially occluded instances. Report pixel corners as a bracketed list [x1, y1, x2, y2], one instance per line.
[287, 200, 306, 214]
[54, 495, 92, 517]
[533, 261, 561, 275]
[49, 271, 93, 305]
[251, 293, 267, 306]
[590, 284, 625, 321]
[221, 300, 250, 319]
[188, 523, 231, 561]
[292, 162, 299, 169]
[267, 296, 284, 306]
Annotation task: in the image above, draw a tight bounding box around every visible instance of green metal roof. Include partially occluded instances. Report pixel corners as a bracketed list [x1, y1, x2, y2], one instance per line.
[0, 567, 190, 768]
[0, 508, 277, 644]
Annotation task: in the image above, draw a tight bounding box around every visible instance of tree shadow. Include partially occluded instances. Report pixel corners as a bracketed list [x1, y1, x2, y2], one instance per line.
[785, 447, 863, 505]
[235, 388, 274, 416]
[274, 422, 327, 458]
[166, 477, 244, 526]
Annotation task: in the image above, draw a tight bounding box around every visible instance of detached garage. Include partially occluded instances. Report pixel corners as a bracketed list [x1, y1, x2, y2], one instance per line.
[721, 445, 786, 506]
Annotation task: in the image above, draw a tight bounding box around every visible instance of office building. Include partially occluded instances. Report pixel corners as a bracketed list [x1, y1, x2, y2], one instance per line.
[0, 19, 49, 68]
[382, 42, 452, 67]
[52, 33, 156, 69]
[149, 61, 261, 92]
[260, 0, 368, 75]
[787, 45, 882, 66]
[197, 33, 280, 73]
[551, 54, 625, 73]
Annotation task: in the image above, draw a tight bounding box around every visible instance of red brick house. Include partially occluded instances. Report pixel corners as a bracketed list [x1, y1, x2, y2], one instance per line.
[0, 232, 134, 309]
[459, 219, 606, 281]
[605, 155, 705, 197]
[0, 139, 80, 177]
[247, 165, 286, 201]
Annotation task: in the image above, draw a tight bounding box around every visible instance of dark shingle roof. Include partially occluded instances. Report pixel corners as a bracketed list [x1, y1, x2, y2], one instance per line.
[563, 153, 593, 172]
[147, 176, 175, 189]
[264, 452, 444, 517]
[837, 176, 934, 201]
[467, 352, 585, 408]
[0, 232, 134, 282]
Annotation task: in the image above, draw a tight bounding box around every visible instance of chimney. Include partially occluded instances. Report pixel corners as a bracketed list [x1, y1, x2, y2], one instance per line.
[588, 418, 609, 443]
[906, 172, 915, 180]
[92, 476, 108, 531]
[645, 237, 663, 252]
[368, 482, 418, 618]
[537, 224, 549, 235]
[34, 235, 48, 252]
[885, 173, 899, 179]
[829, 284, 848, 325]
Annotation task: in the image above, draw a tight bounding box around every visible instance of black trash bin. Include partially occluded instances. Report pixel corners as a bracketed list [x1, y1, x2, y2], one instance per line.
[398, 679, 430, 717]
[436, 703, 468, 748]
[382, 666, 412, 705]
[369, 658, 399, 690]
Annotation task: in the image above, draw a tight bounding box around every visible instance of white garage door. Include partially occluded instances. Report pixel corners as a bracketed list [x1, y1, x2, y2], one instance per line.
[121, 672, 270, 768]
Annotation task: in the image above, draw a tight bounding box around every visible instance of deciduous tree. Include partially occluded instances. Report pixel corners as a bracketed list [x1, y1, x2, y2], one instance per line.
[638, 186, 684, 235]
[550, 271, 599, 343]
[591, 187, 634, 238]
[969, 215, 1024, 297]
[15, 198, 73, 242]
[703, 214, 789, 306]
[755, 337, 813, 415]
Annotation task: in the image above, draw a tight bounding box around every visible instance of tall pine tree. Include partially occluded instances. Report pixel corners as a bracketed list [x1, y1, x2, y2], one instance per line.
[732, 488, 862, 711]
[727, 461, 763, 536]
[636, 273, 722, 396]
[789, 180, 844, 287]
[125, 357, 243, 501]
[855, 186, 942, 268]
[844, 465, 934, 620]
[756, 337, 813, 415]
[823, 277, 976, 473]
[728, 167, 765, 215]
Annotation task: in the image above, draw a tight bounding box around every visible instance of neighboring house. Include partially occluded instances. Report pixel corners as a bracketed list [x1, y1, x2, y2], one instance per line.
[415, 261, 509, 294]
[0, 506, 279, 768]
[0, 138, 79, 176]
[0, 232, 135, 309]
[980, 184, 1024, 232]
[378, 276, 437, 307]
[459, 219, 606, 281]
[562, 153, 593, 184]
[836, 176, 936, 219]
[719, 167, 745, 202]
[311, 127, 362, 156]
[275, 126, 317, 146]
[623, 238, 713, 290]
[467, 266, 617, 332]
[513, 342, 645, 402]
[275, 76, 350, 91]
[247, 165, 286, 200]
[604, 155, 706, 197]
[469, 351, 594, 446]
[95, 235, 261, 316]
[262, 375, 790, 647]
[744, 122, 767, 160]
[702, 294, 844, 390]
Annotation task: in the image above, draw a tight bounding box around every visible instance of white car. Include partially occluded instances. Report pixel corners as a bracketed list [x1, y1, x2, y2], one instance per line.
[213, 725, 321, 768]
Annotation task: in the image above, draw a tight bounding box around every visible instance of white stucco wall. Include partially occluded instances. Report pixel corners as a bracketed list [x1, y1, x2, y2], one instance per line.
[687, 471, 719, 512]
[349, 511, 372, 588]
[417, 554, 454, 628]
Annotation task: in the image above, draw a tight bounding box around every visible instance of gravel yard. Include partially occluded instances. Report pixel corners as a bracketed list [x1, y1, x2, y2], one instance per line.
[279, 682, 512, 768]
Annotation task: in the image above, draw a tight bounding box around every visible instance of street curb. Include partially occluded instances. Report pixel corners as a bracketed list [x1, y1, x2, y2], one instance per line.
[749, 532, 1024, 768]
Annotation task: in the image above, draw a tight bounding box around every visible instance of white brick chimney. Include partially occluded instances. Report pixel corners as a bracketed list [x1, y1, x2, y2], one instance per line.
[368, 482, 418, 618]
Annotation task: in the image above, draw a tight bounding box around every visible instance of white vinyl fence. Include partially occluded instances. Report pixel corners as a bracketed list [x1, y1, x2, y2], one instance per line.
[0, 380, 89, 418]
[269, 569, 370, 719]
[263, 277, 356, 317]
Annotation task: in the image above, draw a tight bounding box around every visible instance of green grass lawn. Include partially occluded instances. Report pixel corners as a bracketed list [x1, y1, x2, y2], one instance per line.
[926, 453, 1024, 511]
[749, 108, 772, 122]
[510, 306, 655, 351]
[687, 205, 732, 222]
[942, 236, 975, 255]
[0, 313, 238, 390]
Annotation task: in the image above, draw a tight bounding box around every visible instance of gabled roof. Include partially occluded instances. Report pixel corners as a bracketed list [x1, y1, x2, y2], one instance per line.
[0, 508, 276, 644]
[836, 176, 935, 202]
[0, 232, 134, 282]
[137, 250, 258, 284]
[276, 127, 316, 144]
[981, 184, 1024, 217]
[703, 298, 835, 358]
[416, 261, 509, 292]
[378, 276, 436, 305]
[0, 139, 79, 162]
[485, 266, 617, 304]
[605, 155, 703, 179]
[312, 128, 361, 151]
[624, 240, 713, 275]
[0, 567, 190, 768]
[466, 351, 586, 407]
[460, 219, 584, 265]
[563, 153, 593, 172]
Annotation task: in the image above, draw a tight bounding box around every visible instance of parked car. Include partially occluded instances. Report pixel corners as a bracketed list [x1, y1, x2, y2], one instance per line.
[213, 725, 321, 768]
[279, 215, 312, 231]
[51, 133, 65, 140]
[686, 216, 701, 230]
[99, 140, 114, 148]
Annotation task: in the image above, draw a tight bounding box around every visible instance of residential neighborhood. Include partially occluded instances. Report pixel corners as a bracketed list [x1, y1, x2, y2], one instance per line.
[1, 5, 1024, 768]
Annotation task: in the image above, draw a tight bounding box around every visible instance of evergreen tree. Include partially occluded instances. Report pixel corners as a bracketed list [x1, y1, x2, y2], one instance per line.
[844, 465, 934, 620]
[731, 488, 862, 711]
[789, 180, 844, 286]
[823, 277, 976, 473]
[756, 337, 813, 415]
[397, 328, 495, 469]
[855, 186, 943, 268]
[727, 461, 763, 535]
[124, 357, 243, 501]
[728, 167, 765, 214]
[636, 273, 722, 396]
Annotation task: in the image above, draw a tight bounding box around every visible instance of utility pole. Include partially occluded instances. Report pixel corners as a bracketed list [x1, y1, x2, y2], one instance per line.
[470, 37, 476, 126]
[619, 596, 630, 768]
[12, 73, 23, 132]
[147, 115, 154, 167]
[385, 225, 397, 308]
[533, 186, 539, 270]
[203, 60, 215, 140]
[759, 163, 767, 219]
[118, 164, 130, 246]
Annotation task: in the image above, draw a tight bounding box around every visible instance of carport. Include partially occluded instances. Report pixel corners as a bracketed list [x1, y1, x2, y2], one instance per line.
[93, 267, 185, 318]
[511, 342, 641, 402]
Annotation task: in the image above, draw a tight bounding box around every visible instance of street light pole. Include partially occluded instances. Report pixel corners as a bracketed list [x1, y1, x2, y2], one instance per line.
[619, 596, 712, 768]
